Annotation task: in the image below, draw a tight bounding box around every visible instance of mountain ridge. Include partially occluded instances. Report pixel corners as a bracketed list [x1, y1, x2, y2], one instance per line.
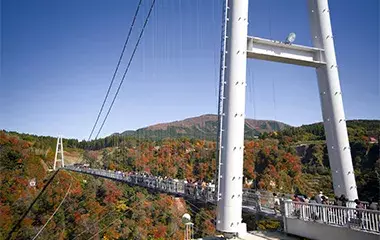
[113, 114, 290, 140]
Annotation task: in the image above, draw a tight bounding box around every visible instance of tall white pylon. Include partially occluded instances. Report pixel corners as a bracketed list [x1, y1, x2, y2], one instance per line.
[308, 0, 357, 201]
[53, 136, 65, 170]
[216, 0, 358, 236]
[216, 0, 249, 236]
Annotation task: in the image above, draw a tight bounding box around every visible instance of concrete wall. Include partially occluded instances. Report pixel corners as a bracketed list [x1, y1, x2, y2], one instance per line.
[284, 218, 379, 240]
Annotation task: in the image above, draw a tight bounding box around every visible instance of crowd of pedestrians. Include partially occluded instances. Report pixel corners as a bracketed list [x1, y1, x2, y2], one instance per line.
[109, 169, 217, 200]
[268, 190, 380, 216]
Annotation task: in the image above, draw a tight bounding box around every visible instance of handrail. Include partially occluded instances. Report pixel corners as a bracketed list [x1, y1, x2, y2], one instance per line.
[285, 200, 378, 212]
[284, 200, 380, 234]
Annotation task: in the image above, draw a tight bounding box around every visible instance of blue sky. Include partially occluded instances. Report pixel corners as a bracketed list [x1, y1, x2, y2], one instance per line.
[1, 0, 379, 140]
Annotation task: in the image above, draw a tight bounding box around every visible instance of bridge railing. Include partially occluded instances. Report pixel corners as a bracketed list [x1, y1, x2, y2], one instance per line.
[66, 166, 282, 215]
[242, 190, 276, 210]
[284, 200, 380, 234]
[65, 166, 218, 203]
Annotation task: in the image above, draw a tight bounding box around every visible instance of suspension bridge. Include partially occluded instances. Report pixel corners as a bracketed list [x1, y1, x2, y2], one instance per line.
[62, 165, 380, 240]
[64, 165, 282, 218]
[19, 0, 379, 239]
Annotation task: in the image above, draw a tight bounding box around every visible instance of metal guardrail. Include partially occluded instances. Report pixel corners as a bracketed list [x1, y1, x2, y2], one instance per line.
[284, 200, 380, 234]
[65, 166, 218, 202]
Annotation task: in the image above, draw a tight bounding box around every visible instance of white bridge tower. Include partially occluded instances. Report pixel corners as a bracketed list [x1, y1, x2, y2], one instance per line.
[53, 136, 65, 170]
[216, 0, 358, 236]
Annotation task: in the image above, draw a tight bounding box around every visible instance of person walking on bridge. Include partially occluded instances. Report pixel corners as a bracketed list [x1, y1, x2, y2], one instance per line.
[273, 193, 280, 214]
[315, 191, 323, 204]
[355, 199, 365, 229]
[368, 199, 377, 210]
[339, 194, 348, 207]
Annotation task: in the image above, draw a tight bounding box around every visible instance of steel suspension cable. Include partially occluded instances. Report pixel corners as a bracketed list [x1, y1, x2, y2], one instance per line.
[88, 0, 143, 141]
[70, 180, 147, 239]
[94, 0, 156, 140]
[252, 69, 256, 120]
[247, 65, 256, 120]
[72, 209, 119, 240]
[268, 0, 273, 39]
[184, 199, 215, 222]
[75, 199, 137, 239]
[68, 205, 110, 236]
[6, 170, 61, 240]
[32, 173, 73, 240]
[272, 77, 277, 125]
[86, 218, 121, 240]
[267, 0, 277, 125]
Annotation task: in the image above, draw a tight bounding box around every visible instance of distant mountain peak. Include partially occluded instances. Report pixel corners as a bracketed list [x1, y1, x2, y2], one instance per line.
[145, 114, 218, 131]
[116, 114, 290, 140]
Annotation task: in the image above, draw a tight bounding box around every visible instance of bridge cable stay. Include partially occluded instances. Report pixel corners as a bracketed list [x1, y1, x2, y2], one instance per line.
[69, 206, 114, 237]
[180, 198, 213, 232]
[85, 202, 163, 240]
[245, 0, 254, 129]
[72, 209, 120, 240]
[272, 77, 277, 128]
[86, 217, 123, 240]
[251, 67, 257, 121]
[73, 193, 152, 239]
[18, 172, 94, 239]
[183, 198, 215, 223]
[5, 170, 62, 240]
[51, 174, 86, 214]
[71, 191, 150, 239]
[71, 186, 149, 239]
[247, 64, 256, 127]
[181, 201, 209, 234]
[139, 122, 142, 169]
[268, 0, 278, 129]
[88, 0, 144, 141]
[267, 0, 273, 40]
[212, 0, 219, 105]
[94, 0, 157, 140]
[31, 172, 73, 240]
[136, 119, 139, 169]
[57, 172, 102, 216]
[246, 0, 256, 123]
[213, 25, 218, 103]
[57, 195, 93, 218]
[180, 0, 183, 99]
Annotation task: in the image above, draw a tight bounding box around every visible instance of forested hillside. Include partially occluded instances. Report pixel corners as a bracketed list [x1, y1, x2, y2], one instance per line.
[3, 119, 379, 199]
[1, 119, 378, 238]
[0, 132, 215, 239]
[263, 119, 380, 200]
[79, 119, 379, 199]
[79, 138, 304, 194]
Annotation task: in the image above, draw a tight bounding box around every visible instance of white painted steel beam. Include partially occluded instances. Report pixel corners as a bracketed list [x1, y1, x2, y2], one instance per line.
[247, 36, 326, 67]
[308, 0, 358, 200]
[216, 0, 248, 236]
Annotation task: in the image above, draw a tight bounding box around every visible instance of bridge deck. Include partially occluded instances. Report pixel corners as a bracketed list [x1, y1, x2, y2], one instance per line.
[64, 166, 281, 220]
